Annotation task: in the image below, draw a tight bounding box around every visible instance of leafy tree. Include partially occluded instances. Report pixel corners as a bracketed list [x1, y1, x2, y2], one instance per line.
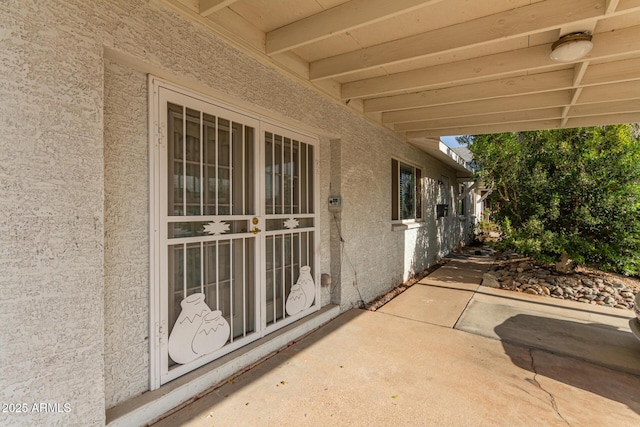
[460, 125, 640, 275]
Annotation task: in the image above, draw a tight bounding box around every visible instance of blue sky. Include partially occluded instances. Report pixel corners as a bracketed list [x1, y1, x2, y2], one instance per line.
[440, 135, 464, 147]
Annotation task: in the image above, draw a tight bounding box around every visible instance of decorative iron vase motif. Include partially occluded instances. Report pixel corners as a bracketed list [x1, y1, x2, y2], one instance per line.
[297, 266, 315, 310]
[286, 284, 306, 316]
[168, 293, 211, 364]
[285, 266, 315, 315]
[192, 310, 231, 355]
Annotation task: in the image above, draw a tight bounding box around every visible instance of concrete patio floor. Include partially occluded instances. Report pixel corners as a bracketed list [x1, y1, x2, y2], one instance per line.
[154, 253, 640, 426]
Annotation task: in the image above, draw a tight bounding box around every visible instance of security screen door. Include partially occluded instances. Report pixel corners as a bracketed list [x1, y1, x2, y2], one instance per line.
[152, 80, 319, 386]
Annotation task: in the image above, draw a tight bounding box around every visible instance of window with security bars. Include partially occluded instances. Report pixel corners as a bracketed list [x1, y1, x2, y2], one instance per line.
[391, 159, 422, 221]
[263, 128, 315, 326]
[167, 103, 254, 217]
[165, 101, 257, 368]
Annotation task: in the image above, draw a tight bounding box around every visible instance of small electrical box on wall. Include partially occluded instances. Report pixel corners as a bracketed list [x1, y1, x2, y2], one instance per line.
[328, 196, 342, 212]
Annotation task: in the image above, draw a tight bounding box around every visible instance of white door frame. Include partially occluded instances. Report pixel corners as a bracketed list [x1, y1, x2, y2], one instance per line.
[148, 76, 320, 389]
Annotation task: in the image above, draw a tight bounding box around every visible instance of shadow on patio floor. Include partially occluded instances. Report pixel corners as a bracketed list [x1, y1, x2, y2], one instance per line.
[495, 314, 640, 418]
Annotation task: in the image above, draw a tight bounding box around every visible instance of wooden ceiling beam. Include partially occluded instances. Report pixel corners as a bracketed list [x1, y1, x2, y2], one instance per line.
[199, 0, 238, 17]
[573, 62, 590, 87]
[566, 111, 640, 128]
[341, 25, 640, 99]
[409, 110, 640, 137]
[265, 0, 442, 55]
[618, 0, 640, 12]
[404, 102, 640, 138]
[568, 98, 640, 117]
[311, 0, 605, 80]
[606, 0, 621, 13]
[384, 83, 640, 126]
[407, 120, 563, 139]
[395, 107, 564, 132]
[364, 55, 640, 113]
[581, 56, 640, 85]
[562, 62, 590, 126]
[561, 88, 584, 126]
[343, 43, 552, 100]
[578, 80, 640, 103]
[364, 69, 574, 113]
[382, 91, 573, 124]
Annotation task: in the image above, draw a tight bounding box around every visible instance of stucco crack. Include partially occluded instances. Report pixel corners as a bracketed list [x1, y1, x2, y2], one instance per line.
[528, 348, 571, 426]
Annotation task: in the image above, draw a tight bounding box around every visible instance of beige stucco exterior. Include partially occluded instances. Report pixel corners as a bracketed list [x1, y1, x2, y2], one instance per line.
[0, 1, 472, 425]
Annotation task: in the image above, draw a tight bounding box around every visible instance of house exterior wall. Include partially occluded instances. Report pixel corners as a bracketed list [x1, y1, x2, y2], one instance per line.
[336, 137, 466, 303]
[0, 2, 107, 426]
[1, 1, 467, 425]
[103, 59, 150, 410]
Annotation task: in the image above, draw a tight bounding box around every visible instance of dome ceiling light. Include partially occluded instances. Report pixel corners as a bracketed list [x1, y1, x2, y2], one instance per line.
[550, 32, 593, 62]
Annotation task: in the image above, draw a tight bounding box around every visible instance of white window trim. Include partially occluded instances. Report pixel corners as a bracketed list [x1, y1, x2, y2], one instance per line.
[391, 158, 424, 225]
[391, 221, 427, 231]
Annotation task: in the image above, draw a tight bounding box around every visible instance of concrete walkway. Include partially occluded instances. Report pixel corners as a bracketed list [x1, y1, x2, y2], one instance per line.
[154, 253, 640, 426]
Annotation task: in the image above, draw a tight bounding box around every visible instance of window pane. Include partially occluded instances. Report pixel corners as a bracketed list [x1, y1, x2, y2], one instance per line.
[265, 132, 273, 214]
[300, 143, 308, 214]
[274, 135, 283, 214]
[218, 118, 230, 215]
[203, 114, 216, 215]
[168, 244, 184, 331]
[293, 140, 299, 214]
[284, 137, 292, 215]
[307, 145, 314, 213]
[244, 126, 255, 215]
[399, 163, 415, 220]
[232, 122, 243, 215]
[416, 168, 422, 219]
[185, 109, 201, 216]
[391, 159, 399, 220]
[168, 103, 184, 216]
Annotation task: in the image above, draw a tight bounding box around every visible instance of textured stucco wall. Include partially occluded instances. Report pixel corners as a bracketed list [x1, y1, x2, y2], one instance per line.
[318, 137, 333, 306]
[1, 0, 467, 424]
[335, 132, 465, 303]
[103, 59, 149, 410]
[0, 2, 106, 426]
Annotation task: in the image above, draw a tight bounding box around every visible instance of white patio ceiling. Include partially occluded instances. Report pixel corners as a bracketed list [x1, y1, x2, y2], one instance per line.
[164, 0, 640, 147]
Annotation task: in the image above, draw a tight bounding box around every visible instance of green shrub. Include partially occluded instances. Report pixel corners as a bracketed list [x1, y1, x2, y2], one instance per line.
[465, 125, 640, 276]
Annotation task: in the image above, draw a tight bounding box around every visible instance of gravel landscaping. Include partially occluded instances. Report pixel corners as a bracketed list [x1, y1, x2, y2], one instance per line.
[483, 251, 639, 310]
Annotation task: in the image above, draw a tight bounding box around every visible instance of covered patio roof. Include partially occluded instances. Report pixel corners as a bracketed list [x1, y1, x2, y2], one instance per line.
[162, 0, 640, 148]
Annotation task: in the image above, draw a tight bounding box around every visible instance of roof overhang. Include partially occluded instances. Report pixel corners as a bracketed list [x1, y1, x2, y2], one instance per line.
[408, 138, 474, 179]
[162, 0, 640, 147]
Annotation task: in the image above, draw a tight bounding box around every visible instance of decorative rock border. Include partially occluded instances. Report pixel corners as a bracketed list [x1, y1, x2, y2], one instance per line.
[483, 253, 637, 310]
